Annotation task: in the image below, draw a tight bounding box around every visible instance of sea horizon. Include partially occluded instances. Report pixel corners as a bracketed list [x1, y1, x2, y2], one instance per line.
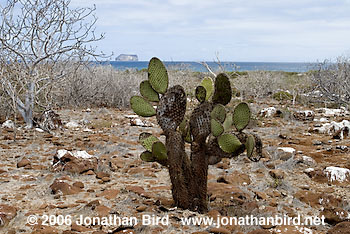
[100, 61, 318, 73]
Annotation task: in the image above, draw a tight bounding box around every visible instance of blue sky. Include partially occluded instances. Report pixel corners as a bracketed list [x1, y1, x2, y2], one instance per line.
[9, 0, 350, 62]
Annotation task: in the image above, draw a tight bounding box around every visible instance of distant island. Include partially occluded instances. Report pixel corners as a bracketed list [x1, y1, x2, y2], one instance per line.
[115, 54, 138, 61]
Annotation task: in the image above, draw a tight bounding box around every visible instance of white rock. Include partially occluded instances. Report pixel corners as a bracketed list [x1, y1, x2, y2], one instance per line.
[320, 108, 348, 117]
[65, 121, 80, 129]
[1, 120, 15, 129]
[124, 115, 139, 119]
[277, 147, 296, 154]
[83, 127, 93, 132]
[35, 128, 44, 133]
[302, 156, 317, 166]
[260, 107, 277, 118]
[304, 168, 315, 173]
[314, 120, 350, 139]
[324, 166, 350, 182]
[56, 149, 71, 159]
[72, 150, 96, 159]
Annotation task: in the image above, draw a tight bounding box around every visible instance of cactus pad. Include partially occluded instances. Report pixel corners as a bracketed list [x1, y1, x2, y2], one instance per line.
[218, 133, 242, 153]
[139, 133, 159, 152]
[233, 102, 251, 131]
[157, 85, 186, 132]
[179, 118, 192, 142]
[190, 102, 213, 141]
[130, 96, 156, 117]
[211, 119, 224, 137]
[140, 80, 160, 102]
[148, 57, 169, 94]
[246, 134, 255, 158]
[211, 104, 226, 123]
[195, 86, 207, 103]
[140, 151, 156, 162]
[152, 141, 168, 161]
[212, 73, 232, 105]
[200, 77, 214, 101]
[223, 113, 233, 132]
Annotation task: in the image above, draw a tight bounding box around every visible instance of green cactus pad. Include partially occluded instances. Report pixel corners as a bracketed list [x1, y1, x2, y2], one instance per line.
[148, 57, 169, 94]
[140, 80, 160, 102]
[140, 151, 156, 162]
[211, 104, 226, 123]
[184, 127, 192, 143]
[157, 85, 186, 131]
[195, 86, 207, 103]
[178, 118, 187, 135]
[139, 134, 159, 152]
[233, 102, 251, 131]
[211, 119, 224, 137]
[152, 141, 168, 161]
[246, 134, 255, 158]
[139, 132, 152, 142]
[223, 113, 233, 132]
[130, 96, 156, 117]
[212, 73, 232, 105]
[201, 77, 214, 101]
[218, 133, 242, 153]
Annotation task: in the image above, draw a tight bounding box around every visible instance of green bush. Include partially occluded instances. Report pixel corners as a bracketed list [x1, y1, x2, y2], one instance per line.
[272, 91, 293, 101]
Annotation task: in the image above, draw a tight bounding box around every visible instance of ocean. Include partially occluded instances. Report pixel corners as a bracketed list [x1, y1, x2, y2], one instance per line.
[103, 61, 317, 73]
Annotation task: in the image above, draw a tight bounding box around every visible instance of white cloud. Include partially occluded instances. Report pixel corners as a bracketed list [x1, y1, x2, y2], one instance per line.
[69, 0, 350, 61]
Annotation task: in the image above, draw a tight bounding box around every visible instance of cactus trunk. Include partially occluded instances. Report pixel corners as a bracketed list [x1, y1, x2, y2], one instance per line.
[166, 131, 193, 209]
[190, 141, 209, 213]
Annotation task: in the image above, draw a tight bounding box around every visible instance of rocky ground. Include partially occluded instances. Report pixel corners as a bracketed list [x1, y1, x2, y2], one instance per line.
[1, 100, 350, 234]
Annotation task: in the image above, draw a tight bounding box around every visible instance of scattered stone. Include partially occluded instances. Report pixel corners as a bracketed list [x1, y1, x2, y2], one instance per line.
[327, 221, 350, 234]
[276, 147, 295, 161]
[96, 189, 119, 200]
[95, 171, 110, 179]
[312, 140, 323, 146]
[247, 230, 271, 234]
[209, 227, 231, 234]
[136, 205, 147, 212]
[259, 107, 277, 118]
[71, 223, 92, 232]
[0, 204, 17, 226]
[65, 121, 80, 129]
[217, 171, 251, 185]
[269, 169, 285, 180]
[101, 177, 111, 183]
[324, 167, 350, 183]
[321, 207, 349, 225]
[1, 120, 15, 129]
[293, 110, 315, 121]
[318, 107, 349, 117]
[255, 191, 268, 200]
[52, 149, 98, 174]
[17, 158, 31, 168]
[313, 120, 350, 140]
[50, 179, 82, 195]
[73, 181, 84, 189]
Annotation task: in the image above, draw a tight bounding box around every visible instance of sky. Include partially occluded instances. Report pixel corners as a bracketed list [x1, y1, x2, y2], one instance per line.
[5, 0, 350, 62]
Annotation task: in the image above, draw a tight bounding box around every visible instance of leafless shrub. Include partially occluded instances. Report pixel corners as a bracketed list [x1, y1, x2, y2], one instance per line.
[234, 71, 312, 104]
[53, 65, 144, 108]
[0, 0, 105, 127]
[234, 71, 281, 100]
[311, 57, 350, 108]
[50, 65, 202, 109]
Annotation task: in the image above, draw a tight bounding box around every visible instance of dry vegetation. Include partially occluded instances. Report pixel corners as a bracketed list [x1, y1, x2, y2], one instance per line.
[1, 60, 350, 123]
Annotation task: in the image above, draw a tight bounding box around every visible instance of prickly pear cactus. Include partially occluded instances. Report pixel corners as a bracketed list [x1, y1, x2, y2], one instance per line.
[130, 57, 263, 213]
